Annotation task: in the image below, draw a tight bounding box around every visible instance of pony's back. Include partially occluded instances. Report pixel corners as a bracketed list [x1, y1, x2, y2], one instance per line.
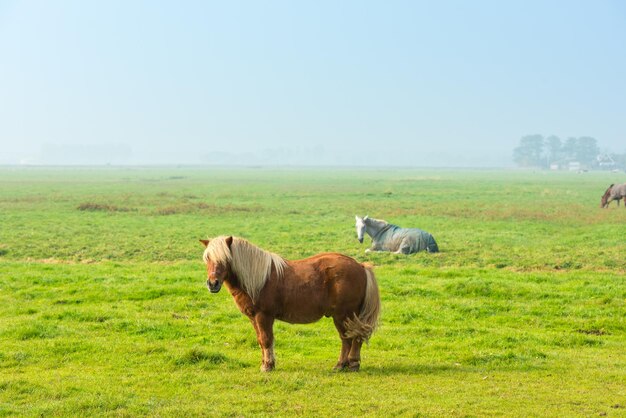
[613, 183, 626, 197]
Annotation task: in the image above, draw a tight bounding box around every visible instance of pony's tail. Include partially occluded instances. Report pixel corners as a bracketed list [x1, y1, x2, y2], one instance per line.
[344, 264, 381, 342]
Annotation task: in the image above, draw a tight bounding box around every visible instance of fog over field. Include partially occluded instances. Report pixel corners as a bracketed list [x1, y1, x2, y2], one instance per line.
[1, 1, 625, 166]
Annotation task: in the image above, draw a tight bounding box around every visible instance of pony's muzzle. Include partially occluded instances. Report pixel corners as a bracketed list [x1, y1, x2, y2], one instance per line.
[358, 237, 363, 244]
[207, 280, 222, 293]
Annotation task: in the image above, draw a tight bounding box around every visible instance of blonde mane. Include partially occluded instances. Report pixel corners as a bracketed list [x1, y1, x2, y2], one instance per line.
[203, 236, 287, 301]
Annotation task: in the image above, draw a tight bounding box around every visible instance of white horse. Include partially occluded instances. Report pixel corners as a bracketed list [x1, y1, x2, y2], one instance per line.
[355, 215, 439, 254]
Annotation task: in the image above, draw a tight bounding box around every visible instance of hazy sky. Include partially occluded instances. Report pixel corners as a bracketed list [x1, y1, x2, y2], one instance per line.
[1, 0, 625, 166]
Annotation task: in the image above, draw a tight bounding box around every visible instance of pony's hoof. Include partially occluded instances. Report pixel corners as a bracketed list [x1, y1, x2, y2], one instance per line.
[347, 362, 360, 372]
[333, 362, 348, 371]
[260, 363, 275, 372]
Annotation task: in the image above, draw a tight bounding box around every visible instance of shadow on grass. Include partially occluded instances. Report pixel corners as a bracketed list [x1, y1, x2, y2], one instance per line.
[361, 356, 547, 375]
[361, 363, 460, 376]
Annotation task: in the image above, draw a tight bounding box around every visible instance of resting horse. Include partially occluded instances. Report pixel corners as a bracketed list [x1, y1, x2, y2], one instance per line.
[355, 215, 439, 254]
[600, 183, 626, 208]
[200, 236, 380, 372]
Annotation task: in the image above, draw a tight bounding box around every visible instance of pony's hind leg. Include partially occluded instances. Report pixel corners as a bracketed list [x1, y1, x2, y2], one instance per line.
[333, 314, 363, 372]
[395, 238, 413, 254]
[332, 316, 352, 370]
[395, 244, 411, 254]
[347, 338, 363, 371]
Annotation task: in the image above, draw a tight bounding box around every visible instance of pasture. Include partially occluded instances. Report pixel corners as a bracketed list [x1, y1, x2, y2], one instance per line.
[0, 167, 624, 417]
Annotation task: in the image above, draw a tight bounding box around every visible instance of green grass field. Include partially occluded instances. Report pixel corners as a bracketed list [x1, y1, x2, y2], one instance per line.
[1, 167, 624, 417]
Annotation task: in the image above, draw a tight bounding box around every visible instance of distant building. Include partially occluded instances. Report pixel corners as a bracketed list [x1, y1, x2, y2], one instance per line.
[597, 154, 617, 170]
[568, 161, 581, 171]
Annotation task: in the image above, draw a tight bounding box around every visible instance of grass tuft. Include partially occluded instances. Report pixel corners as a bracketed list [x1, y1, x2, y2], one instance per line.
[174, 348, 228, 366]
[14, 324, 60, 340]
[154, 202, 261, 216]
[77, 202, 133, 212]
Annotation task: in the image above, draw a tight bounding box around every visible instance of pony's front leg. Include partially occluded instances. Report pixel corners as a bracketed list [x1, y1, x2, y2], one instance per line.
[254, 313, 275, 372]
[365, 244, 381, 253]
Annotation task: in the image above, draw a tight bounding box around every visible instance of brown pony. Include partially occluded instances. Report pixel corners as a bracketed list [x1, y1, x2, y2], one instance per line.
[600, 183, 626, 208]
[200, 236, 380, 372]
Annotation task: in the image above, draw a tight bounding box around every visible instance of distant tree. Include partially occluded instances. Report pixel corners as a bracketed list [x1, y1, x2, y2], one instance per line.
[575, 136, 600, 167]
[562, 136, 599, 168]
[562, 137, 578, 161]
[513, 134, 545, 167]
[514, 134, 606, 170]
[544, 135, 562, 166]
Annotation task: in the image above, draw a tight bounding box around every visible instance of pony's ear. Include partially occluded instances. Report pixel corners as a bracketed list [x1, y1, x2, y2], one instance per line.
[355, 215, 360, 221]
[364, 215, 369, 220]
[225, 236, 233, 248]
[199, 239, 210, 247]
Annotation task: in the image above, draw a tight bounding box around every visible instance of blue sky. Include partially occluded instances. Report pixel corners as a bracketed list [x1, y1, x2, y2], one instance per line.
[1, 0, 625, 165]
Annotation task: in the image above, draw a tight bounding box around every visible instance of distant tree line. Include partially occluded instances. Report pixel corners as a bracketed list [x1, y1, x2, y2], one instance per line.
[513, 134, 625, 170]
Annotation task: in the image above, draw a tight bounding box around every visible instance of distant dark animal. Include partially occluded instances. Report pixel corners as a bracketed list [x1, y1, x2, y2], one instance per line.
[355, 215, 439, 254]
[600, 183, 626, 208]
[200, 236, 380, 372]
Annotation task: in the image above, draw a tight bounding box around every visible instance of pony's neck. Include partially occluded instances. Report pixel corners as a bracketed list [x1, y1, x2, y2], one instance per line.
[366, 219, 392, 240]
[222, 270, 242, 294]
[223, 275, 256, 316]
